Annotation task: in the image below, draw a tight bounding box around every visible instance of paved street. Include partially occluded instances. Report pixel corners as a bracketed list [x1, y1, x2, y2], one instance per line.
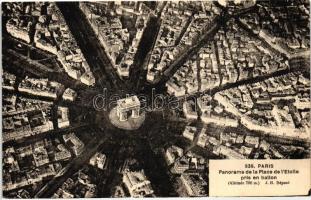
[35, 130, 109, 198]
[57, 2, 128, 92]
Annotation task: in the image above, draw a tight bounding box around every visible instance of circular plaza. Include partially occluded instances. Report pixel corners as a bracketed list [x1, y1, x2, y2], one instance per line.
[109, 96, 145, 130]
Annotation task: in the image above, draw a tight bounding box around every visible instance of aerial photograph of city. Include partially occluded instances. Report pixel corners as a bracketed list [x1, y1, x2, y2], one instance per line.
[1, 0, 310, 198]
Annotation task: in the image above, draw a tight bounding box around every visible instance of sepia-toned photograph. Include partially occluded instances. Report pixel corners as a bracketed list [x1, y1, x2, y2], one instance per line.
[1, 0, 310, 198]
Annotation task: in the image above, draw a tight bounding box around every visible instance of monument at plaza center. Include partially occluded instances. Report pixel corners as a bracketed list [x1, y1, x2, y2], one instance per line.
[117, 96, 141, 121]
[109, 95, 145, 130]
